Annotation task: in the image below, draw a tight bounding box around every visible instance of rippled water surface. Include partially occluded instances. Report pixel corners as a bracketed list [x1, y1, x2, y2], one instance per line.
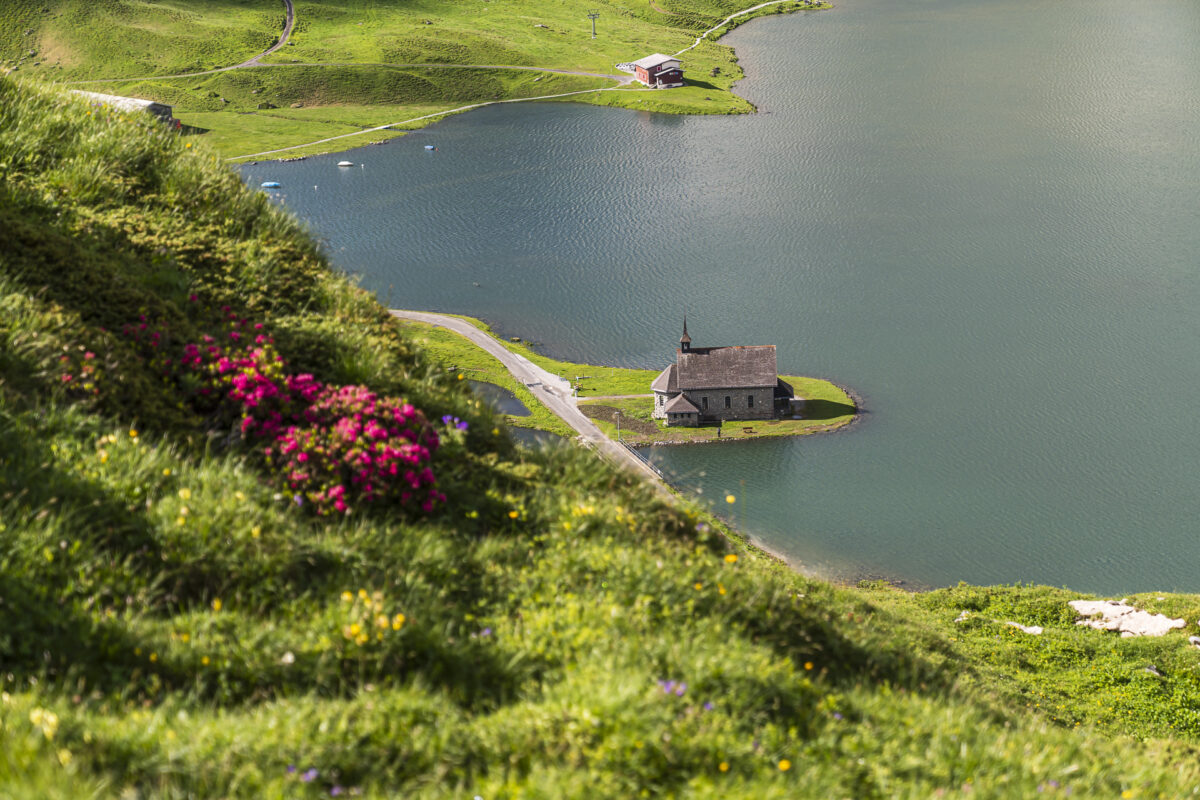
[243, 0, 1200, 592]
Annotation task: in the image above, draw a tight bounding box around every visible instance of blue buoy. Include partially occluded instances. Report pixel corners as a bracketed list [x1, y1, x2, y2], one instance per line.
[261, 181, 281, 188]
[424, 145, 436, 151]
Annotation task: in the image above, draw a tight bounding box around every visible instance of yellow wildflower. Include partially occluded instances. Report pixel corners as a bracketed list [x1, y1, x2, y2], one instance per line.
[725, 494, 736, 504]
[251, 526, 261, 539]
[211, 598, 222, 613]
[341, 591, 354, 603]
[355, 633, 368, 645]
[508, 510, 519, 519]
[178, 488, 192, 501]
[457, 373, 464, 380]
[57, 748, 72, 767]
[29, 708, 59, 740]
[349, 623, 362, 636]
[718, 584, 726, 596]
[693, 582, 703, 591]
[392, 613, 405, 630]
[98, 450, 109, 464]
[718, 761, 729, 773]
[162, 468, 171, 476]
[724, 553, 738, 564]
[129, 429, 138, 439]
[149, 653, 157, 662]
[804, 661, 814, 671]
[778, 759, 791, 772]
[201, 656, 210, 665]
[375, 614, 389, 629]
[358, 589, 368, 600]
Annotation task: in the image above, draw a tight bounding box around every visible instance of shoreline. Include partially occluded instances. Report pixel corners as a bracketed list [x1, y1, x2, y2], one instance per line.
[390, 310, 903, 590]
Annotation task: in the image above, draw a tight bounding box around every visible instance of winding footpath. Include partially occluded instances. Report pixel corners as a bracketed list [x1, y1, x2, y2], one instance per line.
[236, 0, 295, 68]
[389, 310, 668, 492]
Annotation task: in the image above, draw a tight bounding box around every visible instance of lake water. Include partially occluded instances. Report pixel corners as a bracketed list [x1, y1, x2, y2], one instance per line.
[242, 0, 1200, 593]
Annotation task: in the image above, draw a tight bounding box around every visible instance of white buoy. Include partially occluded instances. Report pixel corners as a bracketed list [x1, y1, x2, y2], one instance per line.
[337, 160, 354, 167]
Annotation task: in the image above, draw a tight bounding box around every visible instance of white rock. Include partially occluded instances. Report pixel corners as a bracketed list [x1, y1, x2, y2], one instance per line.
[1069, 599, 1186, 637]
[1005, 621, 1043, 635]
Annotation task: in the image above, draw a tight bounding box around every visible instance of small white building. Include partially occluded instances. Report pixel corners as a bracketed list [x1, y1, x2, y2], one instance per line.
[632, 53, 684, 88]
[71, 90, 175, 124]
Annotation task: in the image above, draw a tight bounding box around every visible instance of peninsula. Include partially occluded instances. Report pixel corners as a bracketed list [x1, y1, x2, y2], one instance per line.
[390, 312, 856, 448]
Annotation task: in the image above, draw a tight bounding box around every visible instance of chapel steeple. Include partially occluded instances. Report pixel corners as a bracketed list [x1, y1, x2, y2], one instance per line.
[680, 317, 692, 352]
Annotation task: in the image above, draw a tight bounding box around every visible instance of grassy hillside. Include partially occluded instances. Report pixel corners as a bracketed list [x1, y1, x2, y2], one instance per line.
[5, 75, 1200, 798]
[2, 0, 827, 159]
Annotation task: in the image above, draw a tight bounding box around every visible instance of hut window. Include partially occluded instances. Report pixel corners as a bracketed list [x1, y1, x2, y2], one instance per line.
[724, 396, 731, 409]
[747, 394, 754, 408]
[702, 397, 708, 410]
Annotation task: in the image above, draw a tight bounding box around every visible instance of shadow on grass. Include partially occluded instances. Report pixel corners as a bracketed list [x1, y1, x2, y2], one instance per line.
[803, 399, 857, 420]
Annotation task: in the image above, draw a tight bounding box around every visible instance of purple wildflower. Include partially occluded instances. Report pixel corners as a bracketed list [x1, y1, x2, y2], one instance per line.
[331, 787, 344, 797]
[294, 494, 304, 507]
[675, 683, 687, 696]
[442, 414, 453, 425]
[480, 627, 492, 637]
[287, 765, 297, 774]
[456, 419, 469, 431]
[832, 712, 844, 721]
[703, 701, 714, 711]
[301, 768, 318, 783]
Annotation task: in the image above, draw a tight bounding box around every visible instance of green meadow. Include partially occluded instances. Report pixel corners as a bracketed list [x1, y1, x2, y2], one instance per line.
[7, 65, 1200, 800]
[2, 0, 828, 158]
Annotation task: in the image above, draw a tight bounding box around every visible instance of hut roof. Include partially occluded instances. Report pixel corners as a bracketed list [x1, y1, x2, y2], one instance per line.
[632, 53, 680, 69]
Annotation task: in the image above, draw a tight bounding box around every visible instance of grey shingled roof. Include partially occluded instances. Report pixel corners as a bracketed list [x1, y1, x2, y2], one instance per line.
[665, 394, 699, 414]
[676, 346, 777, 390]
[651, 364, 677, 393]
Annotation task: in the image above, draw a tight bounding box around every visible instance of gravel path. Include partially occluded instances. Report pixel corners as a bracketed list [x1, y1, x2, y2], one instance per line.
[236, 0, 295, 67]
[389, 310, 668, 490]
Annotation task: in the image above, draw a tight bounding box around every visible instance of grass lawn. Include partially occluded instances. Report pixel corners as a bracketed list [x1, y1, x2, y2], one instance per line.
[5, 0, 831, 158]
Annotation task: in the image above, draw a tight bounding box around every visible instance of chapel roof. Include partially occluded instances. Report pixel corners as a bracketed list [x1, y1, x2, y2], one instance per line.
[676, 345, 778, 390]
[651, 363, 677, 393]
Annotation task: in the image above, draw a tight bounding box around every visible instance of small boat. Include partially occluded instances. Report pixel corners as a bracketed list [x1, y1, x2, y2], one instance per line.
[424, 145, 436, 151]
[337, 161, 354, 167]
[260, 181, 281, 188]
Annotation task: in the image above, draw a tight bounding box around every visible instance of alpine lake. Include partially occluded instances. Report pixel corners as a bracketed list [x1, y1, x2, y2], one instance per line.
[242, 0, 1200, 593]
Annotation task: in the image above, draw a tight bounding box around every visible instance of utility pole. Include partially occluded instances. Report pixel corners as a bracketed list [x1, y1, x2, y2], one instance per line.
[587, 10, 599, 39]
[614, 410, 622, 442]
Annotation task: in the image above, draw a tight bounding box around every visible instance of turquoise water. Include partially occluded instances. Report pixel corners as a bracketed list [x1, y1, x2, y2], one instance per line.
[242, 0, 1200, 593]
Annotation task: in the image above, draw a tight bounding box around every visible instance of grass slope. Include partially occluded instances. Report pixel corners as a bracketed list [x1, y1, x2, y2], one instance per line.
[2, 0, 827, 158]
[4, 77, 1200, 798]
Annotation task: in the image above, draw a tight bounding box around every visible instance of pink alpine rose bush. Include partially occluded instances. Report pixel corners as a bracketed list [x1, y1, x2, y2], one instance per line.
[264, 384, 444, 516]
[124, 310, 445, 516]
